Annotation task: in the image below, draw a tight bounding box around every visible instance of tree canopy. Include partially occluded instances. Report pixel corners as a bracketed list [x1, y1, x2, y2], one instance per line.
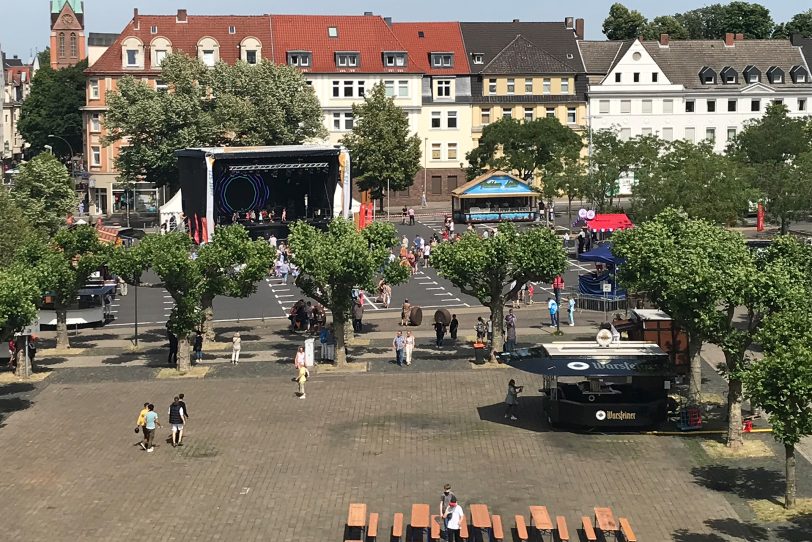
[341, 84, 422, 209]
[10, 153, 77, 236]
[104, 53, 326, 189]
[0, 187, 40, 267]
[602, 3, 648, 40]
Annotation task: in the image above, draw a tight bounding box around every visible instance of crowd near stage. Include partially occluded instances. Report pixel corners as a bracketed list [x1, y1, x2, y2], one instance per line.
[175, 145, 351, 243]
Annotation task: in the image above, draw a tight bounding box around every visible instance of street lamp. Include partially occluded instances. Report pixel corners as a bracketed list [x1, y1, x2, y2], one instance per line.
[44, 144, 53, 154]
[48, 134, 75, 174]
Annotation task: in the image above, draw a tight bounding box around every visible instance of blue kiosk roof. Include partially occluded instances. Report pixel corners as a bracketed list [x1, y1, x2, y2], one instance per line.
[451, 171, 536, 199]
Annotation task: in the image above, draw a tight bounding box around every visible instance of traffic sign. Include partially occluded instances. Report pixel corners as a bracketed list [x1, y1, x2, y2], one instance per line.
[602, 283, 612, 293]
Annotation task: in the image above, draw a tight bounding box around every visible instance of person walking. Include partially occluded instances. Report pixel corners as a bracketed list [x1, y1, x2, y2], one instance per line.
[504, 379, 523, 421]
[135, 402, 149, 441]
[168, 396, 187, 447]
[449, 315, 459, 341]
[439, 484, 457, 538]
[408, 207, 416, 225]
[295, 364, 308, 399]
[434, 321, 446, 347]
[475, 317, 486, 342]
[401, 206, 408, 225]
[193, 330, 203, 363]
[178, 394, 190, 420]
[568, 297, 576, 326]
[527, 283, 535, 305]
[352, 300, 364, 333]
[393, 331, 406, 367]
[400, 299, 411, 326]
[231, 332, 241, 364]
[421, 191, 427, 208]
[504, 309, 517, 352]
[444, 497, 465, 542]
[405, 330, 415, 366]
[294, 345, 306, 369]
[547, 298, 559, 328]
[141, 403, 161, 452]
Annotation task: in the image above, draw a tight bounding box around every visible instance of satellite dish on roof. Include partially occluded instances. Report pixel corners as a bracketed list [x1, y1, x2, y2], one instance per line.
[596, 329, 613, 348]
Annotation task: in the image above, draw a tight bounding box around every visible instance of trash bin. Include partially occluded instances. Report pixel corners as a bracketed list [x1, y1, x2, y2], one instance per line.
[304, 338, 315, 367]
[473, 342, 487, 364]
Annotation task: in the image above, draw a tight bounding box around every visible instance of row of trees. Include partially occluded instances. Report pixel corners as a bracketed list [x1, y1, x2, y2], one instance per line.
[603, 2, 812, 41]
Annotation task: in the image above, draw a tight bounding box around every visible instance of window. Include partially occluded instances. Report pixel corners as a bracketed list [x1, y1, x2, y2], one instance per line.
[561, 79, 569, 94]
[652, 72, 658, 83]
[751, 99, 760, 112]
[725, 72, 736, 84]
[155, 49, 168, 66]
[156, 79, 168, 92]
[436, 80, 451, 97]
[397, 80, 408, 98]
[567, 107, 577, 124]
[619, 128, 631, 140]
[473, 54, 484, 65]
[447, 111, 457, 129]
[728, 99, 737, 112]
[332, 81, 340, 97]
[502, 107, 512, 119]
[684, 127, 695, 142]
[686, 100, 695, 113]
[332, 113, 341, 129]
[525, 78, 533, 94]
[328, 27, 338, 38]
[796, 73, 808, 83]
[431, 176, 443, 194]
[641, 128, 652, 136]
[707, 99, 716, 113]
[384, 53, 406, 67]
[599, 100, 610, 114]
[431, 143, 441, 160]
[244, 50, 258, 65]
[633, 72, 640, 83]
[431, 54, 453, 67]
[773, 99, 784, 106]
[545, 107, 556, 119]
[358, 81, 365, 97]
[90, 113, 101, 132]
[228, 26, 236, 35]
[150, 25, 159, 34]
[431, 111, 441, 128]
[58, 33, 65, 58]
[488, 79, 497, 94]
[727, 127, 737, 141]
[620, 100, 631, 114]
[336, 54, 358, 67]
[774, 74, 783, 83]
[506, 78, 515, 94]
[126, 49, 139, 67]
[89, 79, 100, 99]
[481, 108, 491, 125]
[615, 73, 621, 83]
[524, 107, 534, 121]
[202, 50, 215, 67]
[288, 53, 310, 67]
[448, 176, 459, 190]
[642, 100, 652, 114]
[384, 80, 395, 97]
[662, 127, 674, 141]
[91, 146, 101, 166]
[542, 78, 551, 94]
[705, 127, 716, 142]
[749, 73, 759, 83]
[343, 80, 353, 97]
[70, 33, 78, 57]
[332, 112, 354, 131]
[447, 143, 458, 160]
[663, 99, 673, 114]
[800, 98, 807, 112]
[703, 73, 715, 84]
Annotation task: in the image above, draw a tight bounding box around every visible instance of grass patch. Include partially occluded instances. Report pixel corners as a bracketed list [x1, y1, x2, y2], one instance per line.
[0, 371, 51, 384]
[156, 367, 210, 379]
[318, 363, 367, 374]
[749, 498, 812, 522]
[202, 341, 231, 352]
[471, 361, 510, 369]
[701, 438, 774, 459]
[40, 347, 86, 357]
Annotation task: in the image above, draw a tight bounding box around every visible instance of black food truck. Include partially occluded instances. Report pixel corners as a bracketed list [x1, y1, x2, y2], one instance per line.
[501, 340, 674, 428]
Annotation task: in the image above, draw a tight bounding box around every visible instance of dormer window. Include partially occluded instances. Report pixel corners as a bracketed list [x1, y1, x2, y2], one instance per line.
[743, 65, 761, 84]
[328, 27, 338, 38]
[720, 67, 738, 84]
[126, 49, 139, 66]
[699, 67, 716, 85]
[150, 25, 158, 35]
[383, 52, 407, 67]
[431, 53, 453, 68]
[229, 26, 236, 35]
[790, 65, 809, 83]
[288, 52, 311, 67]
[336, 53, 359, 68]
[121, 36, 144, 69]
[472, 53, 484, 65]
[767, 66, 785, 84]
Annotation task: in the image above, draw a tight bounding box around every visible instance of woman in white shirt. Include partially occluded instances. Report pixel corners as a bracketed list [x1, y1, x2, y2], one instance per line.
[404, 331, 415, 366]
[231, 332, 241, 365]
[444, 497, 464, 542]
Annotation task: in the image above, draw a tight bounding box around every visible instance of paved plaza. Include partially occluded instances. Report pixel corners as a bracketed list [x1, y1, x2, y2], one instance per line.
[2, 361, 810, 541]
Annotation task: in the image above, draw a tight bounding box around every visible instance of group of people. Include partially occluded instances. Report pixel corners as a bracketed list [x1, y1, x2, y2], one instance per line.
[272, 241, 298, 285]
[391, 330, 416, 367]
[6, 336, 37, 371]
[135, 394, 190, 453]
[288, 299, 326, 333]
[231, 207, 287, 225]
[396, 234, 434, 275]
[548, 297, 576, 328]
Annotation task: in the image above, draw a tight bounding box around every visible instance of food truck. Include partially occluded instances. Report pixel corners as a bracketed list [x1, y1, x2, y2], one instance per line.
[501, 338, 674, 428]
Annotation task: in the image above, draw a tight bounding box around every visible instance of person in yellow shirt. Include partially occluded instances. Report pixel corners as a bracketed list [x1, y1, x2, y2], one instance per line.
[135, 402, 149, 431]
[296, 365, 308, 399]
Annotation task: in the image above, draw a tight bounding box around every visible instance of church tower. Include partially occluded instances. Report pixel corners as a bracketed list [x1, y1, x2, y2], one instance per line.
[49, 0, 86, 69]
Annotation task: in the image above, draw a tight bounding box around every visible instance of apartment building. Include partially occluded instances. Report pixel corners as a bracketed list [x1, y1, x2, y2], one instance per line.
[2, 53, 32, 163]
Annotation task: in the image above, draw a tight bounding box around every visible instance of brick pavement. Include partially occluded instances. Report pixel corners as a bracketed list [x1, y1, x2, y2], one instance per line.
[0, 366, 771, 542]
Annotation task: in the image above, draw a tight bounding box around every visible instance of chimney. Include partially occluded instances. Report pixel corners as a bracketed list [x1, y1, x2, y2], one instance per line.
[660, 33, 670, 47]
[575, 18, 585, 40]
[133, 8, 139, 30]
[363, 11, 373, 16]
[177, 9, 188, 23]
[564, 17, 574, 29]
[512, 19, 520, 23]
[791, 32, 803, 46]
[384, 16, 392, 27]
[735, 33, 744, 41]
[725, 32, 735, 47]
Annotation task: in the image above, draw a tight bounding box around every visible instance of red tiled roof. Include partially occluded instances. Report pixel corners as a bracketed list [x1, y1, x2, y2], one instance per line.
[391, 22, 468, 75]
[87, 14, 273, 74]
[270, 15, 422, 74]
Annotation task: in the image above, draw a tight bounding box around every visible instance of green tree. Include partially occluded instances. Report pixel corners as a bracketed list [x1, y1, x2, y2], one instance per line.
[21, 226, 108, 350]
[104, 53, 326, 190]
[10, 153, 77, 236]
[772, 9, 812, 38]
[431, 224, 567, 358]
[729, 103, 812, 234]
[718, 1, 775, 39]
[587, 129, 635, 211]
[197, 225, 274, 342]
[288, 219, 408, 365]
[603, 3, 649, 40]
[631, 140, 754, 224]
[0, 188, 40, 266]
[340, 84, 422, 211]
[0, 264, 40, 377]
[467, 117, 583, 184]
[18, 59, 86, 159]
[551, 156, 589, 224]
[642, 16, 690, 40]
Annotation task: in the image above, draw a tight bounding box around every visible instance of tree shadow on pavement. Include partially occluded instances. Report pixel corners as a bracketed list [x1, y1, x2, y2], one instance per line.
[691, 465, 785, 505]
[0, 382, 35, 428]
[671, 517, 768, 541]
[476, 397, 551, 433]
[774, 513, 812, 542]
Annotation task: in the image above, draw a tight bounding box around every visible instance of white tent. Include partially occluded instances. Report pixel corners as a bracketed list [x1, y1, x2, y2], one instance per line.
[160, 189, 184, 231]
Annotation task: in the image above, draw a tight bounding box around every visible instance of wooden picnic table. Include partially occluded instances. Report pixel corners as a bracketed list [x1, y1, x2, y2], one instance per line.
[469, 504, 492, 529]
[594, 507, 618, 532]
[529, 506, 554, 540]
[411, 504, 430, 529]
[348, 503, 368, 528]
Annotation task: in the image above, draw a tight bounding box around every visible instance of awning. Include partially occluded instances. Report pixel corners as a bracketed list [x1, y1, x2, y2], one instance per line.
[451, 170, 537, 200]
[586, 213, 633, 233]
[577, 243, 624, 266]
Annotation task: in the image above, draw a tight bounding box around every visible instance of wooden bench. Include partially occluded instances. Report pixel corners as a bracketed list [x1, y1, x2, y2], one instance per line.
[460, 514, 469, 540]
[491, 514, 504, 542]
[515, 515, 529, 541]
[392, 513, 404, 541]
[619, 517, 637, 542]
[581, 517, 597, 542]
[430, 515, 441, 541]
[367, 512, 378, 541]
[556, 516, 569, 542]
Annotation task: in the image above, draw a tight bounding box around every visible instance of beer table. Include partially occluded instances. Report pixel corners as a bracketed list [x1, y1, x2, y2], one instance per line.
[529, 505, 553, 541]
[347, 503, 367, 540]
[410, 503, 430, 541]
[469, 504, 492, 540]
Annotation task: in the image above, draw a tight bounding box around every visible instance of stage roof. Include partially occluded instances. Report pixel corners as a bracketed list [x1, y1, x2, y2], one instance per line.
[175, 145, 344, 160]
[451, 170, 536, 199]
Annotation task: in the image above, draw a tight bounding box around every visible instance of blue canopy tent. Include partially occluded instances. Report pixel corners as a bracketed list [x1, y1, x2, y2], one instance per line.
[577, 243, 626, 298]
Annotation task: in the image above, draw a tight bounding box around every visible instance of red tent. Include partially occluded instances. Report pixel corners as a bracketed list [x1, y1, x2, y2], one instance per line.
[586, 213, 633, 233]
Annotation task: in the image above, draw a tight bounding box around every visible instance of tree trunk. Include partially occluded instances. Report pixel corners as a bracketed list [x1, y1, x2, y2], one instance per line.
[688, 349, 703, 404]
[726, 377, 744, 449]
[201, 294, 216, 343]
[177, 336, 192, 372]
[55, 303, 70, 350]
[378, 195, 385, 215]
[567, 196, 573, 225]
[785, 443, 797, 509]
[15, 338, 31, 379]
[780, 216, 788, 235]
[490, 301, 505, 362]
[333, 317, 348, 365]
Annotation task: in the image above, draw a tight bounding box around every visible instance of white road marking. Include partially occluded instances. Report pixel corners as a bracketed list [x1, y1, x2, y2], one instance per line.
[434, 292, 454, 296]
[275, 294, 295, 298]
[426, 287, 444, 290]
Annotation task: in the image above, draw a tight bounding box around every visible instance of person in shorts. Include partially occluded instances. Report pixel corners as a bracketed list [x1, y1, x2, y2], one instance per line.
[439, 484, 457, 536]
[141, 404, 161, 452]
[168, 396, 187, 447]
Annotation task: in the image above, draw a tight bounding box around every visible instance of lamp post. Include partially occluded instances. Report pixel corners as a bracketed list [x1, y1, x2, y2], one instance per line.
[44, 144, 53, 154]
[48, 134, 75, 174]
[423, 137, 428, 198]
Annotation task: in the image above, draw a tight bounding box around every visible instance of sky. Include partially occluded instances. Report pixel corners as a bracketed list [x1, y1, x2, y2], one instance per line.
[0, 0, 804, 61]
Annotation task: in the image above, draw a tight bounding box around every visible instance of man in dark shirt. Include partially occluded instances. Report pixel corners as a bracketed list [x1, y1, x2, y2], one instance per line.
[168, 396, 187, 447]
[178, 393, 190, 419]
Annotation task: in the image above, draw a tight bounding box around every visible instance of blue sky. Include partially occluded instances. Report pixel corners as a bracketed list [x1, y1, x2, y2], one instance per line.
[0, 0, 803, 60]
